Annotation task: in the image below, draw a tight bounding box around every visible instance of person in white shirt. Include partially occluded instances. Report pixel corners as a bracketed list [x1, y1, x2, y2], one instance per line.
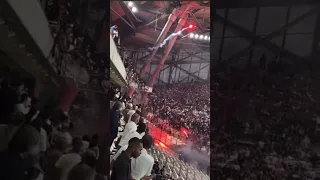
[56, 137, 83, 180]
[127, 109, 136, 122]
[111, 134, 155, 180]
[114, 113, 140, 152]
[118, 123, 146, 148]
[122, 113, 140, 140]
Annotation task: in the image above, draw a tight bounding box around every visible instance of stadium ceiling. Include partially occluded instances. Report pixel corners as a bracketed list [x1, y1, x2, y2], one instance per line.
[110, 1, 210, 52]
[214, 0, 320, 8]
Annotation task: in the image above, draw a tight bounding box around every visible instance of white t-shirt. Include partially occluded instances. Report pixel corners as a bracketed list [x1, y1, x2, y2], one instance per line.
[122, 121, 137, 138]
[118, 131, 144, 147]
[131, 148, 154, 180]
[55, 153, 82, 180]
[113, 147, 154, 180]
[127, 110, 136, 122]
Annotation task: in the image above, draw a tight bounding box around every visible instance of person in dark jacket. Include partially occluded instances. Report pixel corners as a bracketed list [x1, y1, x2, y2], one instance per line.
[110, 101, 123, 148]
[0, 125, 41, 180]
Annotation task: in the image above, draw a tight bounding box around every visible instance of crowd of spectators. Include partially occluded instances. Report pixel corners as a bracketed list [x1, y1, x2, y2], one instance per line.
[110, 24, 147, 92]
[146, 83, 210, 152]
[211, 60, 320, 179]
[109, 91, 161, 179]
[0, 1, 112, 180]
[0, 70, 106, 180]
[47, 0, 108, 92]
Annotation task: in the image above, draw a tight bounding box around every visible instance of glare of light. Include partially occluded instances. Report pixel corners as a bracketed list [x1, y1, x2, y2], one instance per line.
[132, 7, 138, 13]
[208, 37, 210, 41]
[195, 34, 199, 39]
[204, 36, 208, 40]
[189, 33, 194, 38]
[199, 35, 204, 39]
[159, 142, 166, 148]
[188, 24, 193, 28]
[128, 1, 133, 7]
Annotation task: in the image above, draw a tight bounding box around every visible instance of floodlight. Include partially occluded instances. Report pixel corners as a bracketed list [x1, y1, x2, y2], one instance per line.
[132, 7, 138, 13]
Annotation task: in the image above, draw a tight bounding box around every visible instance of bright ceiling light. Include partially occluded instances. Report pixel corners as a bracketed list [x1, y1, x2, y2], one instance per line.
[204, 36, 208, 40]
[128, 1, 133, 7]
[195, 34, 199, 39]
[189, 33, 194, 38]
[208, 37, 210, 41]
[132, 7, 138, 13]
[199, 35, 204, 39]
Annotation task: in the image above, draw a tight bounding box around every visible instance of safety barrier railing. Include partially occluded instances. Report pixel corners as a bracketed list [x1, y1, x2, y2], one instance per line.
[110, 34, 127, 80]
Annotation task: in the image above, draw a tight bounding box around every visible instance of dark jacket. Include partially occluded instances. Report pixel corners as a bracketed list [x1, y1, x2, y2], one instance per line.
[110, 109, 120, 136]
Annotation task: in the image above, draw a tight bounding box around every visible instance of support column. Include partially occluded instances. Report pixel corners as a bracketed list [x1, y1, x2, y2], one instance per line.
[143, 8, 189, 102]
[59, 82, 78, 112]
[140, 9, 178, 77]
[128, 9, 178, 97]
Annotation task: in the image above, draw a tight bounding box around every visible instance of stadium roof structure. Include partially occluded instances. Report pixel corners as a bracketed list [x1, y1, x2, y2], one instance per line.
[214, 0, 320, 8]
[110, 1, 211, 85]
[110, 1, 210, 51]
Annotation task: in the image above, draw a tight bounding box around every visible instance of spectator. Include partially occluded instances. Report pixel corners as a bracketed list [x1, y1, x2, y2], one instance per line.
[118, 122, 147, 148]
[81, 150, 97, 168]
[111, 135, 155, 180]
[44, 132, 71, 180]
[55, 137, 83, 180]
[82, 135, 91, 150]
[0, 112, 26, 151]
[0, 125, 40, 180]
[67, 164, 95, 180]
[15, 93, 32, 115]
[110, 101, 123, 147]
[88, 137, 99, 159]
[114, 113, 140, 150]
[110, 25, 119, 45]
[111, 137, 143, 180]
[123, 113, 140, 137]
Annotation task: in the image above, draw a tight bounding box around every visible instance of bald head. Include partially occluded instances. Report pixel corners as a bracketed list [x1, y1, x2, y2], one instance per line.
[131, 113, 140, 124]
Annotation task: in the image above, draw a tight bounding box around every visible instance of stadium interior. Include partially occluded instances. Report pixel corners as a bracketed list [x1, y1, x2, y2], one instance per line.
[1, 0, 320, 180]
[110, 1, 210, 180]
